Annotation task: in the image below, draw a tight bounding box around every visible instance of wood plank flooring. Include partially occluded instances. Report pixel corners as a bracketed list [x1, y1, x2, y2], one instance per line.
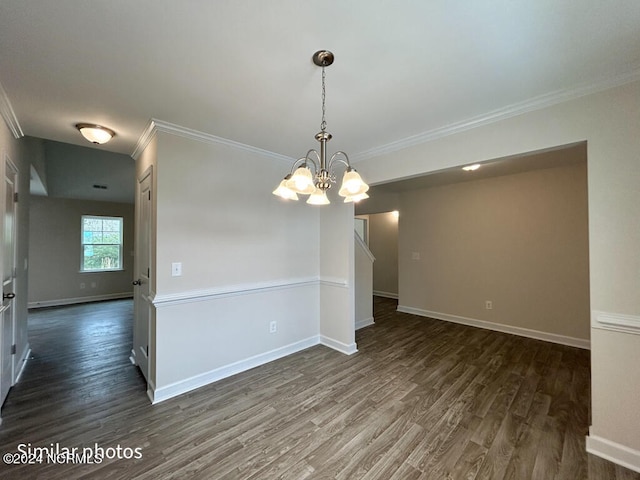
[0, 297, 638, 479]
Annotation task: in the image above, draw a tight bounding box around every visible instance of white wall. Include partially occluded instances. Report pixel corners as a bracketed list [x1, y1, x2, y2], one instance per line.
[319, 201, 356, 353]
[146, 130, 323, 401]
[355, 80, 640, 469]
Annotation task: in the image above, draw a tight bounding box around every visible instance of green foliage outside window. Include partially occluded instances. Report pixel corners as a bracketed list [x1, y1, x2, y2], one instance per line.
[81, 216, 123, 271]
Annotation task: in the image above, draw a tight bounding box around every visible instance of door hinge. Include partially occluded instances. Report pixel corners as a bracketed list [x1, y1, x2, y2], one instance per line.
[148, 191, 151, 200]
[147, 267, 149, 277]
[146, 345, 149, 357]
[13, 192, 18, 203]
[11, 344, 16, 355]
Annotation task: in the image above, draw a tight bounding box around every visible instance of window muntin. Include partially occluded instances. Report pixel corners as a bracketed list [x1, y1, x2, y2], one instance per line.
[81, 215, 123, 272]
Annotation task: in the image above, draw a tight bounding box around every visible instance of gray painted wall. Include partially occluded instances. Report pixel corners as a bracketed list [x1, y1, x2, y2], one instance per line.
[28, 196, 134, 307]
[368, 212, 399, 298]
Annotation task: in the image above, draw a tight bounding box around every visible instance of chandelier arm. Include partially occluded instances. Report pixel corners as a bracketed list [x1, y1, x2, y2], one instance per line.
[290, 157, 310, 173]
[328, 151, 352, 171]
[304, 149, 321, 171]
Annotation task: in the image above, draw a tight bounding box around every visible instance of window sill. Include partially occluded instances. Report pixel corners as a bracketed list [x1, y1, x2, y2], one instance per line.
[79, 269, 125, 274]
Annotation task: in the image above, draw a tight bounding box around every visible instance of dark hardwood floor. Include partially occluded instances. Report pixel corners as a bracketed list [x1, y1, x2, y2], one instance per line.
[0, 297, 638, 479]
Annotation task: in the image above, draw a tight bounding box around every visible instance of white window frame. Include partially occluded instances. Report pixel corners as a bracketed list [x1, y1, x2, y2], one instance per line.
[80, 215, 124, 272]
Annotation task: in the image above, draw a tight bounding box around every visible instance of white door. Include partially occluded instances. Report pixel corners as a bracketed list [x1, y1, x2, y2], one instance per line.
[133, 168, 152, 382]
[1, 160, 17, 406]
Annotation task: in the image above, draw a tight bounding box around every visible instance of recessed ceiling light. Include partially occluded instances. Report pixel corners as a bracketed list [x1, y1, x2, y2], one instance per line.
[76, 123, 116, 144]
[462, 164, 481, 171]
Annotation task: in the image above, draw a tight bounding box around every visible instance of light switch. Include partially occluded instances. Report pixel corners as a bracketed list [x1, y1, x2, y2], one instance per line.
[172, 262, 182, 277]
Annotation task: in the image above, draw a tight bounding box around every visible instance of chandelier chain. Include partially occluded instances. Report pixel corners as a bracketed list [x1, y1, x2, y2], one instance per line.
[320, 66, 327, 132]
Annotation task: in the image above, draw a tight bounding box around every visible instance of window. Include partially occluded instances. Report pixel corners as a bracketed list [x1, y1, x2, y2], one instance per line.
[81, 215, 123, 272]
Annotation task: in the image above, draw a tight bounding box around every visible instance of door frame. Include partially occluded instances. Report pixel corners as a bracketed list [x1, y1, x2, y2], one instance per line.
[1, 156, 19, 408]
[132, 166, 153, 386]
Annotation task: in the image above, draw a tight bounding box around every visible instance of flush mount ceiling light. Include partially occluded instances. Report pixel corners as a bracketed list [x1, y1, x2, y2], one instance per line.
[76, 123, 116, 144]
[272, 50, 369, 205]
[462, 164, 481, 171]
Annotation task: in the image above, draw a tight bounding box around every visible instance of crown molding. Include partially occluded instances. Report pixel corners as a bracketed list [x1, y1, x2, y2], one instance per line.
[130, 118, 157, 160]
[132, 117, 294, 165]
[0, 81, 24, 139]
[352, 68, 640, 163]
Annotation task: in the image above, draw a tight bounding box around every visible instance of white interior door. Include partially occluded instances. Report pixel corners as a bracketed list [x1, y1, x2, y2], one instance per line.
[133, 168, 152, 382]
[1, 160, 17, 406]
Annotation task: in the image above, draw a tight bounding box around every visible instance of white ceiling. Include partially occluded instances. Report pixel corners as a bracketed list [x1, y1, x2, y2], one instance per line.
[1, 1, 639, 166]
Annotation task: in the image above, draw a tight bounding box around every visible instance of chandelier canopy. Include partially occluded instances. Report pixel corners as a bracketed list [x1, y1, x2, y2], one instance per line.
[273, 50, 369, 205]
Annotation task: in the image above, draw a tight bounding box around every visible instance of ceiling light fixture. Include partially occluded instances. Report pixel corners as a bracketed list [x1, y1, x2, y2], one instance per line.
[462, 164, 481, 171]
[76, 123, 116, 144]
[273, 50, 369, 205]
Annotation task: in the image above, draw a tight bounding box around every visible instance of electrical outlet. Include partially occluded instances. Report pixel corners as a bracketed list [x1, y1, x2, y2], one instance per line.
[80, 282, 85, 289]
[269, 321, 277, 333]
[411, 252, 420, 260]
[485, 300, 493, 310]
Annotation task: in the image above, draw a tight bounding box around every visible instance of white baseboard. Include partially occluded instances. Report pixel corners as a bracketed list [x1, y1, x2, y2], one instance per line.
[355, 317, 375, 330]
[14, 345, 31, 384]
[319, 335, 358, 355]
[2, 344, 31, 427]
[150, 336, 320, 404]
[148, 332, 360, 404]
[397, 305, 590, 350]
[28, 292, 133, 309]
[146, 379, 156, 404]
[587, 431, 640, 473]
[373, 291, 398, 300]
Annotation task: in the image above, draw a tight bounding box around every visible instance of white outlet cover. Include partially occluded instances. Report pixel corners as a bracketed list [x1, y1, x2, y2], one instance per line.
[172, 262, 182, 276]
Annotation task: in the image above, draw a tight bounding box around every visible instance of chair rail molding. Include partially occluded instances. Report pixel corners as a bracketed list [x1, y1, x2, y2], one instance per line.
[592, 310, 640, 335]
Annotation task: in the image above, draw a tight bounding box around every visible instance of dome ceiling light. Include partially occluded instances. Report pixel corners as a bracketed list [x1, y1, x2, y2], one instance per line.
[76, 123, 116, 144]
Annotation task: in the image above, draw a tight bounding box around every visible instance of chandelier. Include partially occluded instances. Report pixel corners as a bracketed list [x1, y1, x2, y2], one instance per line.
[273, 50, 369, 205]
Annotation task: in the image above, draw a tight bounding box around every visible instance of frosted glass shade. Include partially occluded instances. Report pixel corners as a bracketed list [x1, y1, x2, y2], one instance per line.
[272, 177, 299, 200]
[338, 169, 369, 197]
[285, 166, 316, 194]
[343, 192, 369, 203]
[306, 188, 330, 205]
[76, 124, 115, 144]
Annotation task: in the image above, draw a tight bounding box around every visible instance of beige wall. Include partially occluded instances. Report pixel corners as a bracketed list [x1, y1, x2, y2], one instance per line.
[28, 196, 134, 306]
[399, 159, 590, 341]
[355, 80, 640, 465]
[368, 212, 399, 298]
